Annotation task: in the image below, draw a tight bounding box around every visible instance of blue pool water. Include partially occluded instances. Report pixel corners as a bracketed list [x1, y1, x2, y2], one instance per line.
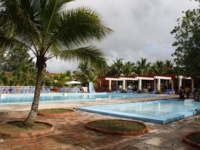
[0, 93, 167, 104]
[78, 99, 200, 124]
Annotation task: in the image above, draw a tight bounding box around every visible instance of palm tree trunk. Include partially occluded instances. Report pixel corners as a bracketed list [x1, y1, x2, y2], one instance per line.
[24, 67, 43, 126]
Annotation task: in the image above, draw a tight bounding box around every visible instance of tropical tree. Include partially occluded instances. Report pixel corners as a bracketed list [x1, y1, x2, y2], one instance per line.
[164, 60, 174, 74]
[135, 58, 151, 75]
[10, 64, 37, 86]
[1, 46, 33, 72]
[73, 62, 98, 86]
[123, 61, 135, 76]
[54, 72, 68, 87]
[150, 60, 165, 74]
[171, 1, 200, 77]
[0, 0, 112, 126]
[109, 58, 124, 76]
[0, 71, 9, 85]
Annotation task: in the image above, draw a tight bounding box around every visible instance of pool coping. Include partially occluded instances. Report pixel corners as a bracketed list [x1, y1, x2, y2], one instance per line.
[0, 92, 169, 105]
[77, 99, 198, 124]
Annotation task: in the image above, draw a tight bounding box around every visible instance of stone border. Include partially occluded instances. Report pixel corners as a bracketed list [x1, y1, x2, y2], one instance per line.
[37, 108, 75, 117]
[182, 131, 200, 149]
[85, 119, 148, 136]
[0, 121, 54, 138]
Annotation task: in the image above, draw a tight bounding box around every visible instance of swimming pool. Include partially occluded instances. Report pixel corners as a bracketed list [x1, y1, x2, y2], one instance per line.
[77, 99, 200, 124]
[0, 92, 167, 104]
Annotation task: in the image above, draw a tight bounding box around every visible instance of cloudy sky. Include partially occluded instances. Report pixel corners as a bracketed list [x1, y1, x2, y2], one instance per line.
[46, 0, 199, 73]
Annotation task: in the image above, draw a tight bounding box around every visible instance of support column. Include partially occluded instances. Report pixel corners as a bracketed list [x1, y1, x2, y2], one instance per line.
[178, 76, 182, 88]
[171, 79, 174, 89]
[191, 79, 194, 90]
[157, 79, 161, 90]
[138, 79, 142, 90]
[108, 80, 111, 90]
[154, 80, 156, 89]
[122, 80, 126, 90]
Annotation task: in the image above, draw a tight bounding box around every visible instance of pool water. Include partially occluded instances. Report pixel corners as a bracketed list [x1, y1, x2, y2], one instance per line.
[78, 99, 200, 124]
[0, 93, 167, 104]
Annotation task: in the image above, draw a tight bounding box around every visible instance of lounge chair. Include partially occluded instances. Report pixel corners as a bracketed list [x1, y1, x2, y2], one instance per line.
[12, 88, 17, 93]
[46, 88, 51, 93]
[150, 89, 157, 94]
[21, 88, 25, 93]
[5, 88, 10, 93]
[42, 88, 46, 93]
[60, 88, 65, 93]
[0, 88, 2, 93]
[127, 88, 132, 93]
[168, 89, 175, 94]
[31, 88, 35, 93]
[114, 88, 121, 93]
[164, 89, 170, 94]
[66, 87, 70, 93]
[25, 88, 29, 93]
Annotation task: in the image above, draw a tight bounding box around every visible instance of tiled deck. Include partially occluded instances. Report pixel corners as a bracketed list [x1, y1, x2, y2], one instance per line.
[0, 95, 199, 150]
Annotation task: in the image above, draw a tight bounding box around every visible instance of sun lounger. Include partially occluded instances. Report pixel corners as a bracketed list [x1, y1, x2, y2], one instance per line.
[25, 88, 29, 93]
[21, 88, 25, 93]
[168, 89, 175, 94]
[42, 88, 46, 93]
[127, 88, 132, 93]
[12, 88, 17, 93]
[46, 88, 51, 93]
[5, 88, 10, 93]
[150, 89, 157, 94]
[165, 89, 175, 94]
[31, 88, 35, 93]
[60, 88, 65, 92]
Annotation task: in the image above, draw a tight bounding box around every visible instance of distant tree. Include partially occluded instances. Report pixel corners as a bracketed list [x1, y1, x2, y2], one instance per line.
[164, 60, 174, 74]
[150, 60, 165, 74]
[54, 72, 68, 87]
[135, 58, 151, 75]
[109, 58, 124, 76]
[0, 71, 9, 85]
[10, 64, 37, 86]
[73, 62, 98, 86]
[123, 61, 135, 76]
[171, 1, 200, 77]
[1, 46, 34, 72]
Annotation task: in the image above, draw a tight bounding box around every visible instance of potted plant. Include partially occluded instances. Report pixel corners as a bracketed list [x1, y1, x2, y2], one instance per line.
[155, 90, 162, 94]
[182, 108, 200, 149]
[108, 89, 112, 92]
[137, 89, 143, 93]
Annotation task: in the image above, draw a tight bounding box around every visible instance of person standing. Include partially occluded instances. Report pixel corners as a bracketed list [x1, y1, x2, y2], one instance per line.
[179, 86, 184, 99]
[184, 86, 190, 99]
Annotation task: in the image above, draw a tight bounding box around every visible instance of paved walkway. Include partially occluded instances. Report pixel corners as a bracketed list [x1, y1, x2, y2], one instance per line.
[0, 95, 199, 150]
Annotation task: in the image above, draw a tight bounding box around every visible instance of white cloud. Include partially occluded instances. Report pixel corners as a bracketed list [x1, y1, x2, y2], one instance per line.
[46, 0, 199, 72]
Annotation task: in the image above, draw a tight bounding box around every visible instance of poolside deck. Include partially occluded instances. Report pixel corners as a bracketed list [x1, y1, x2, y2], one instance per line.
[0, 94, 198, 150]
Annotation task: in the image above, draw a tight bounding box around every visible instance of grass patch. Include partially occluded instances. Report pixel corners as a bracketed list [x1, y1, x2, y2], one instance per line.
[187, 132, 200, 144]
[38, 108, 73, 114]
[0, 121, 52, 133]
[87, 120, 146, 132]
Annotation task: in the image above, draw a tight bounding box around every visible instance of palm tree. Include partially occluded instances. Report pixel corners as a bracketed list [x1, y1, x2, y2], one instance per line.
[123, 61, 135, 76]
[164, 60, 174, 74]
[109, 58, 124, 76]
[73, 62, 97, 86]
[65, 71, 74, 82]
[54, 72, 68, 87]
[150, 60, 165, 74]
[135, 58, 151, 75]
[0, 0, 112, 126]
